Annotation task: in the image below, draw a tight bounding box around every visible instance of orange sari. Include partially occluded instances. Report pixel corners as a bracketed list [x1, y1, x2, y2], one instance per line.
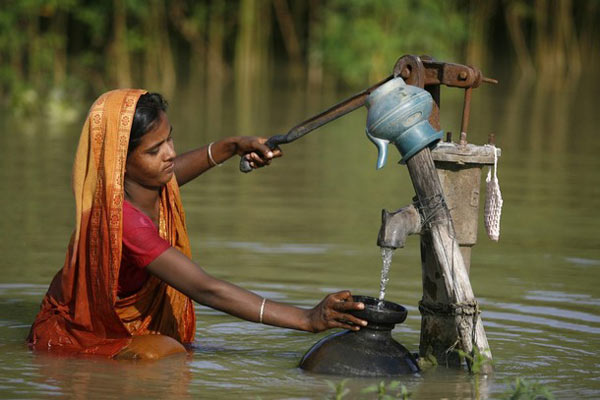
[27, 89, 195, 357]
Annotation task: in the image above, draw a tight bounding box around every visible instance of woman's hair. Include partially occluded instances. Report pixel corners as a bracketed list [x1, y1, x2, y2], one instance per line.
[128, 92, 168, 155]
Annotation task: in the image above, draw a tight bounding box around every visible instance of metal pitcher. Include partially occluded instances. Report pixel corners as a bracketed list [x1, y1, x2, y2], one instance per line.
[366, 77, 443, 168]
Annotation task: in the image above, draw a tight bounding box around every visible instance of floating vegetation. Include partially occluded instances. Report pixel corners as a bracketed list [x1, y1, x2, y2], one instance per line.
[361, 380, 412, 400]
[502, 378, 555, 400]
[325, 379, 350, 400]
[457, 347, 494, 375]
[324, 375, 554, 400]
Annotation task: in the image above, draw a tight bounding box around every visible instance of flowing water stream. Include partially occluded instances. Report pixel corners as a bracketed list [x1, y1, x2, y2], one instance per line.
[0, 73, 599, 398]
[378, 247, 394, 303]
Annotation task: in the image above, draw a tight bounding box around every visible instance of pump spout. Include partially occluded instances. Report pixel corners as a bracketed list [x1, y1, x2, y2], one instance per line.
[377, 205, 422, 249]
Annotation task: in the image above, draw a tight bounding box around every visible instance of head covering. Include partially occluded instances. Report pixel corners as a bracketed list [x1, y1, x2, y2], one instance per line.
[28, 89, 195, 356]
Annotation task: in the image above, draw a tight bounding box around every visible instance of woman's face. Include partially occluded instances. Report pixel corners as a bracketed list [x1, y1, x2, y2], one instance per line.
[125, 111, 176, 188]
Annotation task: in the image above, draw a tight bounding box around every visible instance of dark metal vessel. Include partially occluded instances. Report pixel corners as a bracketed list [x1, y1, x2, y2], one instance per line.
[299, 296, 420, 376]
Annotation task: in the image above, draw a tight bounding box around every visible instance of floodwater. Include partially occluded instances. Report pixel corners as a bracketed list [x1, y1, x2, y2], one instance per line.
[0, 71, 599, 399]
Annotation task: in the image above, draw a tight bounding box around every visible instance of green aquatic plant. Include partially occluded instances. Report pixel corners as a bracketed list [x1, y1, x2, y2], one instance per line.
[321, 375, 554, 400]
[361, 380, 412, 399]
[416, 349, 438, 371]
[457, 347, 493, 375]
[325, 379, 350, 400]
[503, 377, 555, 400]
[456, 348, 493, 400]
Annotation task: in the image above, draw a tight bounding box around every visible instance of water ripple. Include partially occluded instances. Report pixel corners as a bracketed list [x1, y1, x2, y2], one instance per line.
[492, 301, 600, 323]
[202, 240, 333, 255]
[524, 290, 600, 307]
[485, 311, 600, 334]
[565, 257, 600, 267]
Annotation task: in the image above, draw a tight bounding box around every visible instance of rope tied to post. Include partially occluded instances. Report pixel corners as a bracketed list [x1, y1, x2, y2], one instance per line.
[419, 299, 483, 368]
[418, 299, 480, 317]
[414, 194, 455, 235]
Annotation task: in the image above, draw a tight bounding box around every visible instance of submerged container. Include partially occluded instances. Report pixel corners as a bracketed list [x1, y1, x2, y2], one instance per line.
[299, 296, 419, 376]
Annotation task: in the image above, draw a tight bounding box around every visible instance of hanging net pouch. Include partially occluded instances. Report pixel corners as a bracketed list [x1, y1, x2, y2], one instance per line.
[484, 145, 503, 241]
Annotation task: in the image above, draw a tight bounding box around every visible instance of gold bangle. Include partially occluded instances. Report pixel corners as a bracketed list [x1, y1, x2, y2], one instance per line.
[259, 298, 267, 324]
[207, 142, 222, 167]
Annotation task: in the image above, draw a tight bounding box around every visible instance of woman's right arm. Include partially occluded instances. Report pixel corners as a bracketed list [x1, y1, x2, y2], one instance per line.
[173, 136, 281, 186]
[146, 248, 367, 332]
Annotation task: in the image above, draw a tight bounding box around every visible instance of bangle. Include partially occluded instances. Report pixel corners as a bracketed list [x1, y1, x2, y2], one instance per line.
[207, 142, 222, 167]
[259, 298, 267, 324]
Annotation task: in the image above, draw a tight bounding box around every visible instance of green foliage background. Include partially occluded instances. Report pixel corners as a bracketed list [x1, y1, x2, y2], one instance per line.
[318, 0, 467, 85]
[0, 0, 598, 108]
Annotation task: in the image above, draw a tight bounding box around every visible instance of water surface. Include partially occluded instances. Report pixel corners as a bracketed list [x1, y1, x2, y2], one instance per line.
[0, 74, 599, 398]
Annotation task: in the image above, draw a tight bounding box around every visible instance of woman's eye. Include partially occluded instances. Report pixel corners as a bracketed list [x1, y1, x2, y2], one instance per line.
[148, 148, 159, 155]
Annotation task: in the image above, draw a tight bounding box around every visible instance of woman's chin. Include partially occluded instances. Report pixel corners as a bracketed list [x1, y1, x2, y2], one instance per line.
[142, 175, 172, 189]
[161, 171, 175, 184]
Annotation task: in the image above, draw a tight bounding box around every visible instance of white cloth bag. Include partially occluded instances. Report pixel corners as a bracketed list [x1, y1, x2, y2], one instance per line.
[484, 146, 503, 241]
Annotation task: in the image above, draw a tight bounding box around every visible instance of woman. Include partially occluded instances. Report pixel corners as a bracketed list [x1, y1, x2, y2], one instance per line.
[28, 89, 366, 360]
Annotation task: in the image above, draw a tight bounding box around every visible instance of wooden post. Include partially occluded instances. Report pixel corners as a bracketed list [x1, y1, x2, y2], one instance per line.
[406, 147, 492, 372]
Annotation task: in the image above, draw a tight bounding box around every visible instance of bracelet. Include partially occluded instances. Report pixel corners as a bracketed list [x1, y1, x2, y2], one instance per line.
[259, 298, 267, 324]
[207, 142, 222, 167]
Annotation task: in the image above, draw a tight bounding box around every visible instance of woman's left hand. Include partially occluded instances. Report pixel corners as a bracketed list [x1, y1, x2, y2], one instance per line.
[234, 136, 283, 169]
[305, 291, 367, 333]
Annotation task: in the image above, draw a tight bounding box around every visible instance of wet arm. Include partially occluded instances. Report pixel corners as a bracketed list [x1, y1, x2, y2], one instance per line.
[146, 248, 366, 332]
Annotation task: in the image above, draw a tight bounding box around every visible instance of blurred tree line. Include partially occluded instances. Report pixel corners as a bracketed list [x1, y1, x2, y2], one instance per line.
[0, 0, 598, 111]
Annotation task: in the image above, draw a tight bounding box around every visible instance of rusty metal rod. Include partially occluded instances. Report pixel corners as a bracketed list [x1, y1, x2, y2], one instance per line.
[459, 87, 472, 145]
[482, 77, 498, 84]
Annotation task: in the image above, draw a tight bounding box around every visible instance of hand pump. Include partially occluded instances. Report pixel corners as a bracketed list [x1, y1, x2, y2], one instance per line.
[242, 55, 498, 373]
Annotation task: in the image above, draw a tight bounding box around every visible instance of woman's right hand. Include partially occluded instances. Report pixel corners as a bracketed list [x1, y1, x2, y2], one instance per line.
[234, 136, 282, 169]
[305, 291, 367, 333]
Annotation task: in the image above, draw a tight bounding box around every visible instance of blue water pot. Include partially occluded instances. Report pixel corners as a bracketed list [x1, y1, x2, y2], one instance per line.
[366, 77, 443, 168]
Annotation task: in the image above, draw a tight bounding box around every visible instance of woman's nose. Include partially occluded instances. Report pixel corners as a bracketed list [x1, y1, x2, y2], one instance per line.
[164, 141, 176, 160]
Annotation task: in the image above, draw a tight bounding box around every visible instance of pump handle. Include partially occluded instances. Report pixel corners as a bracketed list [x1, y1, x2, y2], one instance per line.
[239, 76, 394, 173]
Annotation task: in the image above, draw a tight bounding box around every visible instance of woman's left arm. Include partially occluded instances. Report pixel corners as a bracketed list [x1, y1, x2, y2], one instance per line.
[146, 248, 367, 332]
[174, 136, 282, 186]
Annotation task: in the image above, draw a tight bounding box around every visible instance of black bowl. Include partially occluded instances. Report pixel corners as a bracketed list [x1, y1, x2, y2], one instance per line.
[350, 295, 407, 326]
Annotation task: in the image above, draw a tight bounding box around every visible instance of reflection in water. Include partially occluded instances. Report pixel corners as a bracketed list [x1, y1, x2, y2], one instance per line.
[30, 353, 191, 399]
[0, 71, 599, 398]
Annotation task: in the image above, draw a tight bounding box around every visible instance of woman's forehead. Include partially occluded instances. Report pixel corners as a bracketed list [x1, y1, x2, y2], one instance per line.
[137, 112, 171, 146]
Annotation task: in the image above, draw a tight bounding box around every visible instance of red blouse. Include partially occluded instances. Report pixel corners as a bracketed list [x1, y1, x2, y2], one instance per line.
[118, 200, 171, 297]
